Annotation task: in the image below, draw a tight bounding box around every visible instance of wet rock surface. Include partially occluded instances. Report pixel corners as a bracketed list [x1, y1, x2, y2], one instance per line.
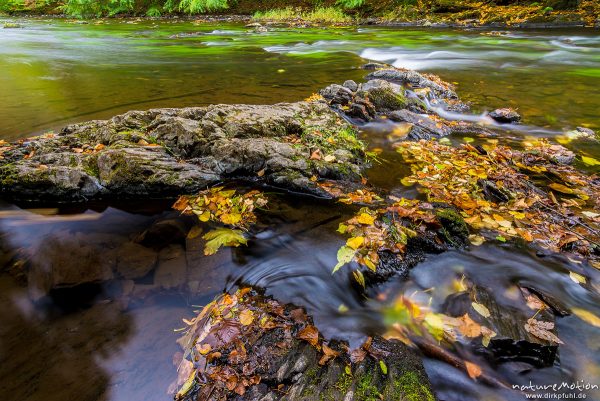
[0, 67, 485, 202]
[443, 286, 559, 368]
[488, 108, 522, 124]
[177, 289, 436, 401]
[0, 102, 367, 202]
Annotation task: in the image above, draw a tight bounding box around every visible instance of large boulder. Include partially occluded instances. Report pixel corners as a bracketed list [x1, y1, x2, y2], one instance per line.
[0, 102, 368, 202]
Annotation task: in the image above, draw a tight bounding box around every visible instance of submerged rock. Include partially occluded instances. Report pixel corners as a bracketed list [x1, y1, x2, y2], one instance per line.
[0, 102, 367, 202]
[443, 285, 559, 368]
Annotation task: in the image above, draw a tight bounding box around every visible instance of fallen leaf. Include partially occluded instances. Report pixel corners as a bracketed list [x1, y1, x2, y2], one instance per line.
[469, 234, 485, 246]
[581, 156, 600, 166]
[356, 213, 375, 225]
[332, 246, 355, 274]
[472, 302, 491, 318]
[319, 343, 340, 365]
[548, 183, 574, 194]
[524, 318, 563, 344]
[569, 271, 587, 284]
[298, 325, 319, 347]
[239, 309, 254, 326]
[465, 361, 482, 379]
[457, 314, 482, 338]
[571, 308, 600, 327]
[379, 360, 388, 375]
[346, 236, 364, 250]
[203, 228, 247, 256]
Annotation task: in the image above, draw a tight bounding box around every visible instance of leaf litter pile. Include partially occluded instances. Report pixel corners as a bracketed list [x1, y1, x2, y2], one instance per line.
[173, 187, 268, 255]
[171, 288, 433, 401]
[397, 139, 600, 267]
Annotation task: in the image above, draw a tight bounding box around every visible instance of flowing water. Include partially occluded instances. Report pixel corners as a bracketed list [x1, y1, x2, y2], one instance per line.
[0, 18, 599, 401]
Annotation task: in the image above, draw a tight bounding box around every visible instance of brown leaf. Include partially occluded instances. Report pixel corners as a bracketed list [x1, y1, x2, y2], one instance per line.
[457, 314, 482, 338]
[318, 343, 340, 365]
[524, 318, 563, 344]
[465, 361, 482, 379]
[298, 325, 319, 347]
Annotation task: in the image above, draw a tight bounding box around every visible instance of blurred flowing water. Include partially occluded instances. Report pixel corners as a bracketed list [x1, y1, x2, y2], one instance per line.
[0, 18, 599, 401]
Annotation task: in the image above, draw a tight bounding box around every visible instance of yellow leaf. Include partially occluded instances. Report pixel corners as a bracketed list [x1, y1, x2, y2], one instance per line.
[221, 212, 242, 226]
[469, 235, 485, 246]
[346, 236, 365, 250]
[353, 270, 366, 288]
[569, 271, 586, 284]
[187, 225, 203, 239]
[572, 308, 600, 327]
[198, 210, 211, 222]
[203, 228, 247, 256]
[509, 211, 526, 220]
[364, 258, 377, 272]
[239, 309, 254, 326]
[356, 213, 375, 225]
[548, 183, 574, 194]
[333, 246, 355, 274]
[581, 156, 600, 166]
[472, 302, 491, 318]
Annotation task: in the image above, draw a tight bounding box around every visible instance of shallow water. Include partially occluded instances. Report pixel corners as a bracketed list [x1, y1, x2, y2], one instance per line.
[0, 17, 599, 401]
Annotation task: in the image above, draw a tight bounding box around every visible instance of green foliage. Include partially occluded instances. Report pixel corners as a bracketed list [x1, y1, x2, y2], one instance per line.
[62, 0, 135, 18]
[0, 0, 56, 13]
[253, 6, 352, 23]
[336, 0, 364, 9]
[177, 0, 228, 13]
[146, 5, 161, 16]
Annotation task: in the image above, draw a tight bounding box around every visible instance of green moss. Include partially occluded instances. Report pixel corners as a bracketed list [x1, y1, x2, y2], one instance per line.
[335, 370, 353, 393]
[435, 208, 469, 245]
[83, 155, 100, 177]
[355, 372, 381, 401]
[301, 125, 365, 157]
[393, 372, 435, 401]
[365, 88, 406, 111]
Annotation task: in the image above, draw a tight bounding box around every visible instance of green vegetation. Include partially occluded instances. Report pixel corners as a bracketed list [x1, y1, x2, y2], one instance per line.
[253, 7, 352, 24]
[1, 0, 593, 21]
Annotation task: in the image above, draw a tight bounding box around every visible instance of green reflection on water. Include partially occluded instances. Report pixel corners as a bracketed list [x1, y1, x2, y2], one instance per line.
[0, 18, 598, 141]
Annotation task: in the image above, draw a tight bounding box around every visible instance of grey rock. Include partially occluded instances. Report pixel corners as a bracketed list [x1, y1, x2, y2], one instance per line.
[488, 108, 522, 123]
[0, 102, 367, 202]
[319, 84, 353, 106]
[154, 244, 187, 289]
[388, 109, 451, 139]
[342, 80, 358, 92]
[136, 218, 188, 248]
[366, 68, 458, 99]
[357, 79, 406, 113]
[26, 233, 115, 300]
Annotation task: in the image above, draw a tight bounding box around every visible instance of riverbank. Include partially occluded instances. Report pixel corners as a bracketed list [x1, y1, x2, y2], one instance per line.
[1, 0, 599, 27]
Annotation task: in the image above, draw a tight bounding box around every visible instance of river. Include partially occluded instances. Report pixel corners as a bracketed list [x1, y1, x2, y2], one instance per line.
[0, 18, 599, 401]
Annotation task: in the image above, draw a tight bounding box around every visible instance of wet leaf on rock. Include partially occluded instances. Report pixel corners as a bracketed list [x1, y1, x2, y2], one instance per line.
[471, 302, 491, 318]
[524, 318, 563, 344]
[298, 325, 320, 347]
